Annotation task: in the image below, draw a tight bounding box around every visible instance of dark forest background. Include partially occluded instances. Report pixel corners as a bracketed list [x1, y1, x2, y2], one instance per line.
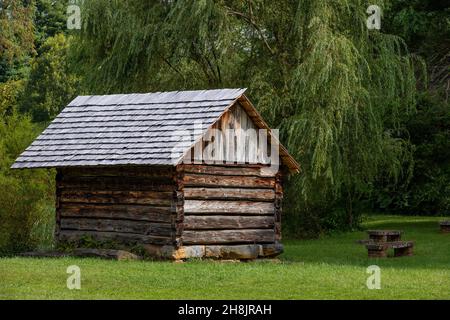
[0, 0, 448, 254]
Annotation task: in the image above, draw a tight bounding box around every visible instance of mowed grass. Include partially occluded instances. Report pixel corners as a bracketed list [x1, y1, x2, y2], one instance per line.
[0, 215, 449, 300]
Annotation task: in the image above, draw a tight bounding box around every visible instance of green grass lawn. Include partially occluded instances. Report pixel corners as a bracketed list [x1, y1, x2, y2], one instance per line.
[1, 215, 449, 300]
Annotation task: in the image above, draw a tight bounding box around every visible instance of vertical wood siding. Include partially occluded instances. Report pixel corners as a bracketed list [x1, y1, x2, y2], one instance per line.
[183, 103, 275, 166]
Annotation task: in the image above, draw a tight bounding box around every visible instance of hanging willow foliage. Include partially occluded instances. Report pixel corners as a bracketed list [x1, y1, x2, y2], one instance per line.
[71, 0, 419, 229]
[72, 0, 243, 92]
[282, 0, 417, 225]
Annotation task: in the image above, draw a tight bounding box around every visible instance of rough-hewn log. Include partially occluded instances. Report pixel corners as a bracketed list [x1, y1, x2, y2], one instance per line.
[61, 166, 174, 178]
[183, 174, 275, 189]
[182, 164, 276, 177]
[60, 204, 173, 223]
[59, 230, 172, 245]
[184, 187, 275, 201]
[58, 176, 175, 191]
[183, 215, 274, 230]
[60, 190, 173, 206]
[184, 200, 274, 215]
[182, 229, 275, 244]
[61, 218, 173, 236]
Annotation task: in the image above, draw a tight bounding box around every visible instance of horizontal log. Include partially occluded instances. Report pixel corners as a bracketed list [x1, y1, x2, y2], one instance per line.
[58, 230, 172, 245]
[58, 176, 175, 191]
[182, 229, 275, 245]
[60, 190, 173, 206]
[60, 166, 174, 178]
[60, 204, 173, 223]
[183, 174, 275, 189]
[181, 165, 277, 177]
[183, 215, 274, 230]
[184, 200, 274, 215]
[58, 184, 175, 192]
[61, 218, 173, 236]
[184, 187, 275, 201]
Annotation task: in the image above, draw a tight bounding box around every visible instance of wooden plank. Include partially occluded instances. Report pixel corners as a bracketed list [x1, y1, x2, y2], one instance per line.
[60, 204, 173, 223]
[237, 97, 301, 174]
[58, 230, 172, 245]
[183, 215, 274, 230]
[60, 190, 173, 206]
[247, 127, 258, 164]
[257, 129, 271, 164]
[61, 218, 173, 236]
[183, 173, 275, 188]
[181, 164, 276, 177]
[184, 187, 275, 201]
[222, 110, 236, 164]
[184, 200, 274, 215]
[234, 106, 244, 163]
[182, 229, 275, 244]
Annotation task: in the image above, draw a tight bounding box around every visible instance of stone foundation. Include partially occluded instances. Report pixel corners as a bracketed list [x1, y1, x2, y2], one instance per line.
[143, 243, 284, 260]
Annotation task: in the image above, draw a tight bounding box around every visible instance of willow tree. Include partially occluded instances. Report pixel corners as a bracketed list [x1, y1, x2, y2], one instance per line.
[281, 0, 417, 229]
[71, 0, 418, 232]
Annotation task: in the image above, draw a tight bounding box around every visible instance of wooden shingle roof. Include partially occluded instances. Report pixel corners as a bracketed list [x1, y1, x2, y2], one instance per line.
[12, 88, 299, 173]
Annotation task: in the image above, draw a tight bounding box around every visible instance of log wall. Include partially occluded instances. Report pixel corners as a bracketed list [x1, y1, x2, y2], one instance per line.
[55, 163, 285, 254]
[56, 166, 177, 246]
[178, 164, 283, 246]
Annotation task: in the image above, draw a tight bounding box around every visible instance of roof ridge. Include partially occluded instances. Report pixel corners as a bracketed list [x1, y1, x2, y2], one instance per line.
[75, 88, 246, 98]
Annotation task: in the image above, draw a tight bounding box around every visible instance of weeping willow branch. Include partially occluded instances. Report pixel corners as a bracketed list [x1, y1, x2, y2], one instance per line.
[224, 5, 275, 55]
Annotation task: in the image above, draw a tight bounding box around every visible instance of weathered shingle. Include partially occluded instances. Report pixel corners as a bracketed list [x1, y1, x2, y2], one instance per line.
[12, 88, 246, 169]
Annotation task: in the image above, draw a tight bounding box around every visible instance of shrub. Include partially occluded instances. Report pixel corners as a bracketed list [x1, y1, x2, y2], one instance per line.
[0, 112, 55, 255]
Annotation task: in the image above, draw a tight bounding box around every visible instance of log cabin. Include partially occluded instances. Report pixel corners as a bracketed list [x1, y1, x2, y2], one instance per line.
[12, 89, 300, 260]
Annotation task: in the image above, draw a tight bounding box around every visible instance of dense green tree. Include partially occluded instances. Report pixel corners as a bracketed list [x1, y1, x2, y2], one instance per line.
[0, 0, 36, 82]
[0, 80, 24, 117]
[19, 34, 79, 122]
[34, 0, 67, 49]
